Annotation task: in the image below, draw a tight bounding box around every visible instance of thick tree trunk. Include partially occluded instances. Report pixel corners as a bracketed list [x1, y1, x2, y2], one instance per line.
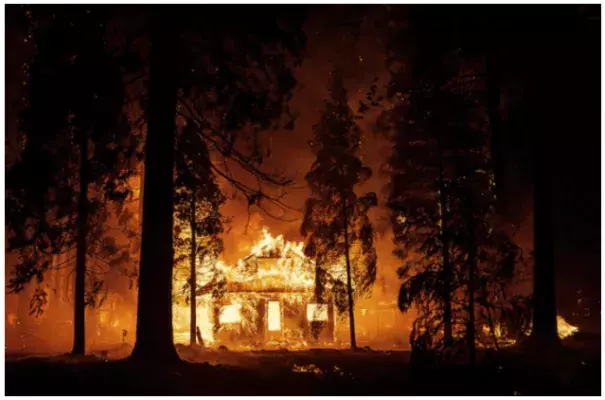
[438, 154, 453, 345]
[342, 200, 357, 350]
[529, 141, 558, 346]
[71, 136, 88, 356]
[485, 52, 509, 218]
[130, 13, 180, 363]
[189, 189, 197, 347]
[527, 31, 558, 347]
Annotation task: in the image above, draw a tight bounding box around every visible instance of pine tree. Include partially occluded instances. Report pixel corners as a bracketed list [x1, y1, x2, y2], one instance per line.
[383, 14, 460, 350]
[301, 70, 377, 350]
[6, 7, 138, 356]
[384, 12, 525, 361]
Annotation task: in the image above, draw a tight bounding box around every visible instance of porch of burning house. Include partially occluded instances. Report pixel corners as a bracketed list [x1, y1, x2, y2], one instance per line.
[213, 286, 336, 347]
[173, 253, 337, 348]
[173, 263, 407, 349]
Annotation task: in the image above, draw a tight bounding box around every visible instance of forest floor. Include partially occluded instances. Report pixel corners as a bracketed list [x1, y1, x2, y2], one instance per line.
[5, 335, 600, 395]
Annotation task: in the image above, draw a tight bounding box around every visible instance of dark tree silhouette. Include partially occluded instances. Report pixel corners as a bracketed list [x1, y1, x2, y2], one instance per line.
[383, 12, 459, 348]
[382, 10, 525, 362]
[130, 11, 180, 362]
[439, 7, 598, 349]
[6, 7, 137, 355]
[301, 70, 377, 350]
[438, 7, 601, 351]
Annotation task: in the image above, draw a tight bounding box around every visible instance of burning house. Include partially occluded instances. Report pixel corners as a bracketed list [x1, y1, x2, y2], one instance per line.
[172, 228, 421, 350]
[173, 229, 338, 349]
[213, 242, 336, 348]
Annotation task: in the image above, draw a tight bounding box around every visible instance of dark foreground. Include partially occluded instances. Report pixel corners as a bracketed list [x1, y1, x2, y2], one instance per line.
[5, 342, 600, 395]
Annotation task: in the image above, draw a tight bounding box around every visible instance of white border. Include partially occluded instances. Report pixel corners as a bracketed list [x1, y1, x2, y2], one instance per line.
[1, 1, 603, 400]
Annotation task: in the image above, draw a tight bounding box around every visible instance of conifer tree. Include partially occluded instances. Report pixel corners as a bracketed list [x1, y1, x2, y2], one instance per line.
[6, 7, 138, 355]
[383, 12, 525, 360]
[301, 70, 377, 350]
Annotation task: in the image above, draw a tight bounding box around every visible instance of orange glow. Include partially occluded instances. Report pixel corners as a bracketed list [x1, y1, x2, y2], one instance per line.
[480, 314, 579, 348]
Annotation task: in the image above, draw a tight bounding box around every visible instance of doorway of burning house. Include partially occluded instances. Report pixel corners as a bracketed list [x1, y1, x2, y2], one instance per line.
[267, 300, 282, 332]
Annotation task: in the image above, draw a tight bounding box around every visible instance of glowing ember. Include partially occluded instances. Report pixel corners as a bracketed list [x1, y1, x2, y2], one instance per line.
[557, 315, 579, 339]
[480, 314, 579, 348]
[292, 364, 324, 376]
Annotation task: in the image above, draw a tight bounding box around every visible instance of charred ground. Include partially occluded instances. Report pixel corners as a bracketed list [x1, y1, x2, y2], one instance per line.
[5, 340, 600, 395]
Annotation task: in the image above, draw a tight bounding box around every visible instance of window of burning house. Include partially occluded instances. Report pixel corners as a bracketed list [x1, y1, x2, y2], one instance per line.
[306, 303, 329, 321]
[219, 304, 242, 324]
[267, 301, 281, 331]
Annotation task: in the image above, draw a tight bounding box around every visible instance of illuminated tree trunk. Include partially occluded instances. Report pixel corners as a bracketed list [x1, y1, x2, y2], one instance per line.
[130, 13, 180, 362]
[189, 185, 197, 347]
[71, 135, 88, 356]
[438, 153, 453, 346]
[342, 199, 357, 350]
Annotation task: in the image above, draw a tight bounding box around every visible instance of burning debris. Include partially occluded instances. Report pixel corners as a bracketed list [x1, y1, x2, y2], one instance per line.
[556, 315, 579, 339]
[292, 363, 324, 376]
[479, 314, 579, 349]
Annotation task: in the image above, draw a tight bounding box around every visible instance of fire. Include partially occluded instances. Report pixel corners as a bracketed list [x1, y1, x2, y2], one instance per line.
[307, 303, 329, 321]
[171, 227, 352, 349]
[172, 304, 215, 344]
[556, 315, 579, 339]
[250, 228, 305, 259]
[480, 314, 579, 348]
[219, 304, 242, 324]
[292, 364, 324, 376]
[229, 228, 316, 292]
